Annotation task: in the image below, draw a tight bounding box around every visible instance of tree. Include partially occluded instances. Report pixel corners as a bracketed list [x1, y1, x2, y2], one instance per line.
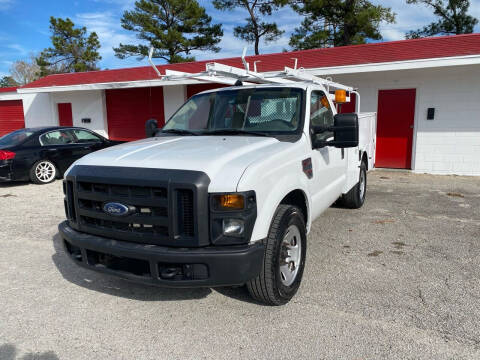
[213, 0, 288, 55]
[37, 17, 101, 76]
[290, 0, 396, 49]
[406, 0, 478, 39]
[114, 0, 223, 63]
[0, 76, 18, 88]
[10, 55, 40, 85]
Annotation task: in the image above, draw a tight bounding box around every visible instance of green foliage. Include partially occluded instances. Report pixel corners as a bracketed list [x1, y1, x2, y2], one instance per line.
[114, 0, 223, 63]
[0, 76, 18, 88]
[290, 0, 396, 49]
[37, 17, 101, 76]
[213, 0, 288, 55]
[406, 0, 478, 38]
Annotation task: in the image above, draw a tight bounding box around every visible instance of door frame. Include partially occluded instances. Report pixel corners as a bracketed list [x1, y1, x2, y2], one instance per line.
[376, 86, 420, 170]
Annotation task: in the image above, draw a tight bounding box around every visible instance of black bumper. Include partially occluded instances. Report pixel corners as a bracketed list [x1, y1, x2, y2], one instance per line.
[59, 221, 264, 288]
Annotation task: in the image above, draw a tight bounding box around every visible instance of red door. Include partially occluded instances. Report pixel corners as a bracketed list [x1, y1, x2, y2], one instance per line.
[0, 100, 25, 136]
[106, 87, 164, 141]
[376, 89, 416, 169]
[58, 103, 73, 127]
[339, 92, 356, 113]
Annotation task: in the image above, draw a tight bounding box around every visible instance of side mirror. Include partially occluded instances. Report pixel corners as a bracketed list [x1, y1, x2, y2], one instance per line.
[145, 118, 158, 138]
[312, 113, 359, 149]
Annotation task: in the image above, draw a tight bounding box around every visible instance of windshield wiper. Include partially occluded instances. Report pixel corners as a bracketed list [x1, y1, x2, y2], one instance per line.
[161, 129, 200, 136]
[201, 129, 270, 137]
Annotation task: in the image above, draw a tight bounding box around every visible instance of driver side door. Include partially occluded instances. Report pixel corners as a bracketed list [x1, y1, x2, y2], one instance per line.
[308, 90, 347, 218]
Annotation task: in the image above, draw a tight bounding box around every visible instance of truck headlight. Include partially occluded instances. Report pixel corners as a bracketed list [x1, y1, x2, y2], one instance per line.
[209, 191, 256, 245]
[223, 219, 245, 236]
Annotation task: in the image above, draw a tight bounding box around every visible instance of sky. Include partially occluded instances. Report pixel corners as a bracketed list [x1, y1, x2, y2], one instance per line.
[0, 0, 479, 78]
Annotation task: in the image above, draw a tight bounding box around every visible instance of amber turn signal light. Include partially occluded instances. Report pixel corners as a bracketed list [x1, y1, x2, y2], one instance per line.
[213, 194, 245, 210]
[335, 90, 347, 104]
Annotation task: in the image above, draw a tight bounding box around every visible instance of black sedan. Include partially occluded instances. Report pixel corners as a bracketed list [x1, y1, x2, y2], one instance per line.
[0, 127, 122, 184]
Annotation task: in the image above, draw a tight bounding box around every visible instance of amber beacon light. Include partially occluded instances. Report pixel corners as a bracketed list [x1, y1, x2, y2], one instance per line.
[335, 90, 347, 104]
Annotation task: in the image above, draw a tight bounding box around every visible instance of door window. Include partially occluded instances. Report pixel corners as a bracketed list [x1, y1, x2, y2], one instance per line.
[310, 91, 334, 142]
[71, 129, 103, 143]
[39, 130, 75, 146]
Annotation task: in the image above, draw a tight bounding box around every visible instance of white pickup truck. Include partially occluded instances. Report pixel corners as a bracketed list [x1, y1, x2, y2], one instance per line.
[59, 81, 376, 305]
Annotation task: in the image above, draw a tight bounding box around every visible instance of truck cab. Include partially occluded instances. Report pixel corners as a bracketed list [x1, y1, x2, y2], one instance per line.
[59, 81, 376, 305]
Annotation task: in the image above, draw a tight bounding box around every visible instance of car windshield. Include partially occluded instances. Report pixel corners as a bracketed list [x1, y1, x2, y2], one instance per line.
[0, 129, 35, 146]
[162, 87, 303, 135]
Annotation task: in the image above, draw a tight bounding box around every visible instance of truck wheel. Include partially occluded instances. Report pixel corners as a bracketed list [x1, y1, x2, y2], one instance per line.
[247, 205, 307, 306]
[30, 160, 57, 184]
[343, 161, 367, 209]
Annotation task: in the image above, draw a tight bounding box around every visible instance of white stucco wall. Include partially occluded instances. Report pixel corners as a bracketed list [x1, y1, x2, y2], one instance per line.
[332, 65, 480, 176]
[163, 85, 186, 122]
[22, 90, 108, 138]
[50, 90, 108, 137]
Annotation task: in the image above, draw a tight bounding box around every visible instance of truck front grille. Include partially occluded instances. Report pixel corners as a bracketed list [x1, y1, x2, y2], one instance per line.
[74, 181, 173, 245]
[64, 165, 211, 247]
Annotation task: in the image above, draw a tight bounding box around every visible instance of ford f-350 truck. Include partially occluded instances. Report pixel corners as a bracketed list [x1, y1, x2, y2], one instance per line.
[59, 78, 376, 305]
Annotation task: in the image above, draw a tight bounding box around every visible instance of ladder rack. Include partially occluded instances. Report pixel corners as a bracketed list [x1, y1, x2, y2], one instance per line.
[149, 47, 360, 112]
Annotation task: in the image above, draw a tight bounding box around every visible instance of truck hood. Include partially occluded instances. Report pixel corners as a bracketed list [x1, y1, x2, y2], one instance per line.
[71, 135, 288, 192]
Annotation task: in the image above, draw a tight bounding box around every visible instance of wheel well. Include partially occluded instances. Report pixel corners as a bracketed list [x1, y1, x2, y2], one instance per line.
[280, 190, 308, 224]
[361, 152, 368, 170]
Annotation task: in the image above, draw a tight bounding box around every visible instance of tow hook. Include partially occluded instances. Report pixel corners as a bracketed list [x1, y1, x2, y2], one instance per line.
[160, 267, 179, 279]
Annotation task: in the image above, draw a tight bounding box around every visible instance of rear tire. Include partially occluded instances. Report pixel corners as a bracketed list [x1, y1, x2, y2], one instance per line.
[247, 205, 307, 306]
[343, 161, 367, 209]
[30, 160, 57, 184]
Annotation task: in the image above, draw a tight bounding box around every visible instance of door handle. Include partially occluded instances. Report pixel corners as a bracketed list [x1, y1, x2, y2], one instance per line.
[410, 125, 414, 129]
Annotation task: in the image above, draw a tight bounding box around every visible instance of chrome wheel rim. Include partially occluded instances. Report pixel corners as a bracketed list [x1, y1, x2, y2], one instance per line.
[359, 169, 366, 200]
[279, 225, 302, 286]
[35, 161, 55, 183]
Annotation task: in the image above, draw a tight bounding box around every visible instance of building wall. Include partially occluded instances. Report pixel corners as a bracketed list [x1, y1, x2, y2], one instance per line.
[332, 65, 480, 176]
[50, 90, 108, 137]
[163, 85, 186, 121]
[22, 90, 108, 137]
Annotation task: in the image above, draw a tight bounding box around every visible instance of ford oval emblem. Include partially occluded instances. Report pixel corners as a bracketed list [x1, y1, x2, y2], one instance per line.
[103, 202, 131, 216]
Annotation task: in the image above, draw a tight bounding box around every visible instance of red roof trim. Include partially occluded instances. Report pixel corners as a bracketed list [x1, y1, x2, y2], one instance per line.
[0, 87, 18, 93]
[21, 34, 480, 90]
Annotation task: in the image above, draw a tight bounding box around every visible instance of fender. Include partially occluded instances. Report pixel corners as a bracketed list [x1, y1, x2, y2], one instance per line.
[236, 136, 312, 242]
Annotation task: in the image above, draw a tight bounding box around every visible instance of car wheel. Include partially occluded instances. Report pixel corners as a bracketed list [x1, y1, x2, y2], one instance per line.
[247, 205, 307, 306]
[30, 160, 57, 184]
[343, 161, 367, 209]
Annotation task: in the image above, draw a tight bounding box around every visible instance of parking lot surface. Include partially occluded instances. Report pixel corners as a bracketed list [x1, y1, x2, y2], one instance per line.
[1, 170, 479, 360]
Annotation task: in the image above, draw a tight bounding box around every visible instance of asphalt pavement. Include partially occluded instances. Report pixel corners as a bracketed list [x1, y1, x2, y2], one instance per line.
[0, 170, 479, 360]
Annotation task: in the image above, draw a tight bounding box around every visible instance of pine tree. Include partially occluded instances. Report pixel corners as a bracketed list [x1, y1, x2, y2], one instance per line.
[290, 0, 396, 49]
[213, 0, 288, 55]
[406, 0, 478, 39]
[114, 0, 223, 63]
[37, 17, 101, 76]
[0, 76, 18, 88]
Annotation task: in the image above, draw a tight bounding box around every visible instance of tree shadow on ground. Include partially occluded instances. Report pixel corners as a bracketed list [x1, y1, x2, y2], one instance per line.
[0, 344, 58, 360]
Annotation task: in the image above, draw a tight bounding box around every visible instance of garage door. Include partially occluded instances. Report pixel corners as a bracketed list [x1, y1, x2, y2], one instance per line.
[376, 89, 416, 169]
[0, 100, 25, 137]
[106, 87, 164, 141]
[186, 83, 229, 99]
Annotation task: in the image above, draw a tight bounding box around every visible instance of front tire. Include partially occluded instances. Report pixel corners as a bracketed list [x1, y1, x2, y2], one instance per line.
[343, 161, 367, 209]
[247, 205, 307, 306]
[30, 160, 57, 184]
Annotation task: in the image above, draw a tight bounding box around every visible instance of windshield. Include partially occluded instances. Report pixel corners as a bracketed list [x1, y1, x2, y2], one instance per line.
[162, 87, 303, 135]
[0, 129, 35, 146]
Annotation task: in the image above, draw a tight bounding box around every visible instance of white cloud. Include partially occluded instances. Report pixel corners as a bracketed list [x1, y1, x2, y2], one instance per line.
[75, 11, 141, 68]
[0, 0, 14, 11]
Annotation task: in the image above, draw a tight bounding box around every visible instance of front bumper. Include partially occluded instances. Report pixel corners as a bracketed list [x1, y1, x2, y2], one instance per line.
[59, 221, 264, 288]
